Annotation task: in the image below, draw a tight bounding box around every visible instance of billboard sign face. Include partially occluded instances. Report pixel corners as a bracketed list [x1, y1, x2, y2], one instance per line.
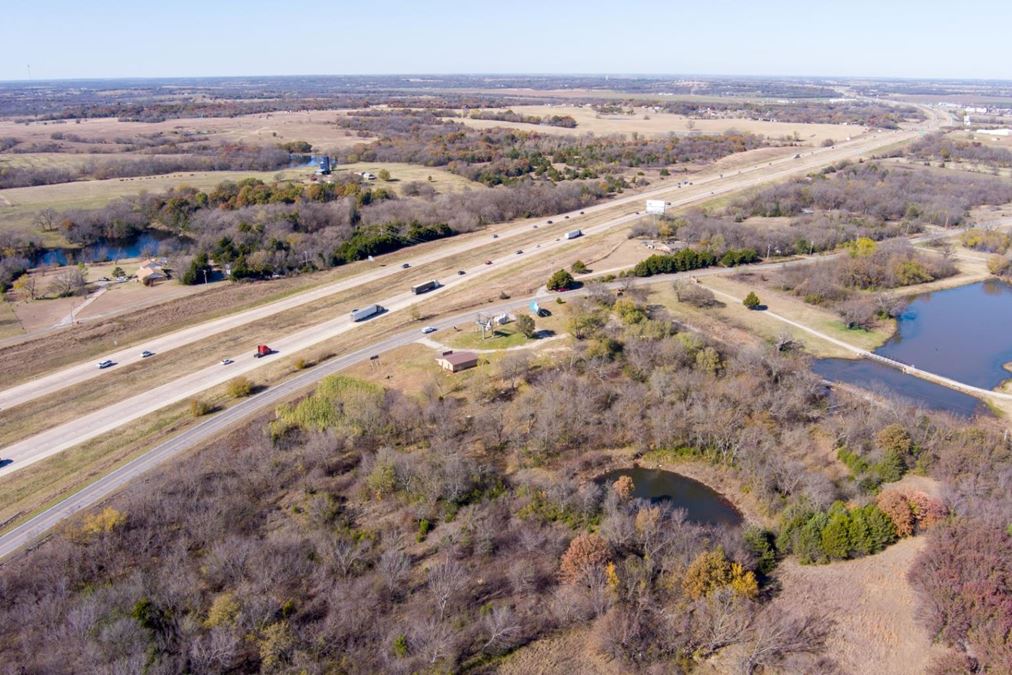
[645, 200, 666, 215]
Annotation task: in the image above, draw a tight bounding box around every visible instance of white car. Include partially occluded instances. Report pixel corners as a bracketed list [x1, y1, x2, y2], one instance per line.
[421, 326, 437, 334]
[221, 358, 234, 366]
[97, 359, 114, 369]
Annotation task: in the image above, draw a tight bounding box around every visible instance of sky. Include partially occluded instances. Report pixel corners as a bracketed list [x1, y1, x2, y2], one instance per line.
[3, 0, 1012, 81]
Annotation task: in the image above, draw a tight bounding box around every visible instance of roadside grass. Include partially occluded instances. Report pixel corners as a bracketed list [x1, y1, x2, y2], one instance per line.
[0, 400, 192, 534]
[445, 323, 530, 350]
[0, 299, 24, 339]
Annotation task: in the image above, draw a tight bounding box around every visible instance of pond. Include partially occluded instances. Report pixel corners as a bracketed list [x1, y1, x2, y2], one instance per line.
[596, 467, 743, 527]
[875, 279, 1012, 390]
[33, 232, 171, 267]
[812, 358, 989, 418]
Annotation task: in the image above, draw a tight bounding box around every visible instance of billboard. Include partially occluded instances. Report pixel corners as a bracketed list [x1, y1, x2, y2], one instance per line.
[645, 200, 666, 215]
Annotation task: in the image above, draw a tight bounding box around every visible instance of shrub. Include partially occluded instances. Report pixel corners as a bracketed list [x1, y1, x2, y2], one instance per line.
[512, 313, 534, 338]
[80, 507, 126, 538]
[547, 268, 576, 291]
[876, 490, 947, 536]
[743, 291, 761, 310]
[204, 592, 240, 628]
[226, 376, 253, 399]
[683, 547, 758, 599]
[571, 260, 588, 274]
[560, 533, 610, 585]
[189, 399, 212, 417]
[675, 282, 719, 308]
[611, 475, 634, 501]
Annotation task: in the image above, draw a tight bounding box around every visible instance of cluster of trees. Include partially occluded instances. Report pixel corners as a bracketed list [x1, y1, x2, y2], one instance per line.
[778, 500, 897, 564]
[773, 240, 956, 328]
[659, 100, 923, 128]
[908, 419, 1012, 671]
[332, 110, 767, 187]
[908, 132, 1012, 168]
[961, 225, 1010, 253]
[631, 246, 758, 277]
[468, 109, 578, 128]
[734, 161, 1012, 227]
[36, 175, 607, 285]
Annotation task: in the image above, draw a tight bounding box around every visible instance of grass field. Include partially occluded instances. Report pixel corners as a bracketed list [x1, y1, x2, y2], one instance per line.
[0, 109, 372, 152]
[448, 104, 865, 145]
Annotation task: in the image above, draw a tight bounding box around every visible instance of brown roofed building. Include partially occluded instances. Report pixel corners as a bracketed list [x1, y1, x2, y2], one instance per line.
[435, 350, 478, 373]
[136, 259, 167, 285]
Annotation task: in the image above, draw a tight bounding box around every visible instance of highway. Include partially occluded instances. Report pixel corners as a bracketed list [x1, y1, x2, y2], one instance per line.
[0, 292, 551, 561]
[0, 127, 933, 477]
[0, 122, 926, 414]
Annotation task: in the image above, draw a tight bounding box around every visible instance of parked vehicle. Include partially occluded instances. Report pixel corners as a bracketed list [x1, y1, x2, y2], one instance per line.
[97, 359, 114, 369]
[253, 344, 276, 358]
[351, 304, 385, 322]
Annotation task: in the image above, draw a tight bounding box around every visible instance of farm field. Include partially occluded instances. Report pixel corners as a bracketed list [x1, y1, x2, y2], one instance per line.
[448, 104, 869, 145]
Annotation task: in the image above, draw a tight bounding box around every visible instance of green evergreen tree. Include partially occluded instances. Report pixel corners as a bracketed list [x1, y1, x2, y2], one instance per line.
[743, 291, 761, 309]
[865, 505, 898, 552]
[847, 506, 874, 556]
[744, 526, 778, 575]
[795, 512, 829, 564]
[874, 449, 907, 483]
[821, 506, 852, 560]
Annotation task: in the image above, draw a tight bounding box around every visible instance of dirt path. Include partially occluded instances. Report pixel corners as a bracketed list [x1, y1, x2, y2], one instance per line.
[417, 334, 566, 354]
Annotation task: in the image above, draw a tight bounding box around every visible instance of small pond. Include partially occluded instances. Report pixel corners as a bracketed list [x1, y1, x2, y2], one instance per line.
[812, 358, 989, 418]
[596, 467, 743, 527]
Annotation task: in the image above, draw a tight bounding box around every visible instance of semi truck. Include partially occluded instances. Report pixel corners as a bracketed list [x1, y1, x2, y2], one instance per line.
[350, 304, 385, 322]
[253, 344, 276, 358]
[411, 280, 440, 295]
[565, 229, 583, 240]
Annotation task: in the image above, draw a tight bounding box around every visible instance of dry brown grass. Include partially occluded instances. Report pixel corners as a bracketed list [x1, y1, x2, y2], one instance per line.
[448, 104, 864, 145]
[0, 109, 370, 152]
[766, 536, 951, 674]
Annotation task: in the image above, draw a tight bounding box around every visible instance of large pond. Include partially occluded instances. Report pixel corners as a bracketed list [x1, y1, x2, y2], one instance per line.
[597, 467, 743, 527]
[33, 232, 171, 267]
[875, 279, 1012, 390]
[812, 358, 989, 418]
[810, 279, 1012, 417]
